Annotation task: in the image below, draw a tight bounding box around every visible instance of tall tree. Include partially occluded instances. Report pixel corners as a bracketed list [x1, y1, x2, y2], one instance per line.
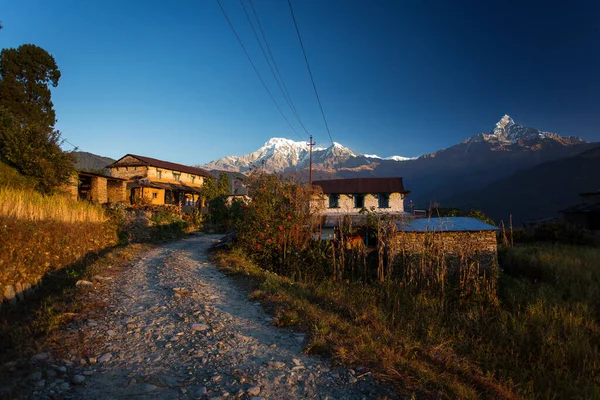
[0, 44, 74, 193]
[218, 173, 230, 196]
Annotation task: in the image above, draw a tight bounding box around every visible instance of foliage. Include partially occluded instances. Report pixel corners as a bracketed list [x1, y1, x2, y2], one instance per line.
[202, 172, 230, 205]
[0, 44, 75, 194]
[0, 159, 36, 190]
[218, 172, 230, 196]
[233, 172, 322, 279]
[206, 195, 238, 231]
[512, 221, 594, 245]
[433, 207, 496, 225]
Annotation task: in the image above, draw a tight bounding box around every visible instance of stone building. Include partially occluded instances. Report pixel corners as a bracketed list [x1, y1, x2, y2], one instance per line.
[311, 177, 410, 242]
[312, 177, 410, 215]
[64, 171, 128, 204]
[392, 217, 500, 266]
[106, 154, 211, 208]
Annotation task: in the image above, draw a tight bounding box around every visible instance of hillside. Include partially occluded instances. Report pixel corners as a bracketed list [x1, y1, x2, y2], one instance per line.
[74, 152, 115, 172]
[441, 144, 600, 224]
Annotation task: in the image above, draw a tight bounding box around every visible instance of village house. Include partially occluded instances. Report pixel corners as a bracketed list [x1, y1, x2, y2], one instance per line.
[311, 178, 499, 264]
[312, 177, 410, 215]
[393, 216, 500, 266]
[64, 171, 128, 204]
[106, 154, 211, 210]
[311, 177, 410, 241]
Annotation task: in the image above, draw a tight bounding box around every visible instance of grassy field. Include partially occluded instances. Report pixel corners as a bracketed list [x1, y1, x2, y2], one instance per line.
[215, 243, 600, 399]
[0, 186, 108, 223]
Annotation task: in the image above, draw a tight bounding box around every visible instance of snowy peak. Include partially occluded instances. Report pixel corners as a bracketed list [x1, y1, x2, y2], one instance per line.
[492, 114, 515, 136]
[202, 138, 412, 173]
[463, 115, 585, 146]
[364, 154, 415, 161]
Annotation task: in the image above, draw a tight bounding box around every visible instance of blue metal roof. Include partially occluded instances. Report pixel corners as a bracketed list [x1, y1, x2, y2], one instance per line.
[395, 217, 499, 232]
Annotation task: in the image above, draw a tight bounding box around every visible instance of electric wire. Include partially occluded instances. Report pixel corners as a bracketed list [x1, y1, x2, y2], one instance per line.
[216, 0, 305, 142]
[286, 0, 342, 167]
[246, 0, 310, 139]
[63, 139, 79, 151]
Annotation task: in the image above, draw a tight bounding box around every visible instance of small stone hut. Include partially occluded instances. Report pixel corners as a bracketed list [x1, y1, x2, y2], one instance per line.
[393, 217, 500, 266]
[64, 171, 128, 204]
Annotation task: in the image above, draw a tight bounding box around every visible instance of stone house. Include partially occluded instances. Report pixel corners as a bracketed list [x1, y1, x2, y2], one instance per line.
[64, 171, 128, 204]
[311, 177, 411, 242]
[312, 177, 410, 215]
[392, 216, 500, 266]
[106, 154, 211, 208]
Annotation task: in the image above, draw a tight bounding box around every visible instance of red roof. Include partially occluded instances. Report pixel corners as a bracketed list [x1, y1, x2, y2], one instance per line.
[312, 178, 409, 195]
[108, 154, 211, 177]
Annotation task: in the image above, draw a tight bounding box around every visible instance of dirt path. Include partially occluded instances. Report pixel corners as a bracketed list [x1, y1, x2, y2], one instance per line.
[12, 234, 395, 399]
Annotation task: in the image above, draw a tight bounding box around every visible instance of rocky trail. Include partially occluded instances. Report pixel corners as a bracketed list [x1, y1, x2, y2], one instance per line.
[2, 234, 396, 399]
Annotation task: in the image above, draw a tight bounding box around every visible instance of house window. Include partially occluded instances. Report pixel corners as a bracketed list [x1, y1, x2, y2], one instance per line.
[173, 172, 181, 181]
[378, 193, 390, 208]
[157, 170, 162, 179]
[354, 194, 365, 209]
[191, 176, 195, 184]
[152, 192, 158, 199]
[328, 194, 339, 208]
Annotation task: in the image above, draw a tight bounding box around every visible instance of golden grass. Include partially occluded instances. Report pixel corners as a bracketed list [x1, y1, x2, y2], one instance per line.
[0, 186, 107, 223]
[215, 245, 600, 399]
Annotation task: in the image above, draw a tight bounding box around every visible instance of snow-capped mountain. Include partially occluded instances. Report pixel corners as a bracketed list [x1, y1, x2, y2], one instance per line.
[462, 114, 584, 146]
[363, 154, 414, 161]
[202, 138, 411, 173]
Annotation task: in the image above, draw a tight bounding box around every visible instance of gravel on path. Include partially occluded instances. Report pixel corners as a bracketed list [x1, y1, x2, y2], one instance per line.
[3, 234, 397, 400]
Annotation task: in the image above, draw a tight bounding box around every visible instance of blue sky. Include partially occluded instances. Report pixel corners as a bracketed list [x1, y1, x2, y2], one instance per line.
[2, 0, 599, 165]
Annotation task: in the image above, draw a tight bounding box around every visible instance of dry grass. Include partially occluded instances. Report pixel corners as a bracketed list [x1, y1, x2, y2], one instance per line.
[215, 244, 600, 399]
[215, 249, 516, 399]
[0, 186, 107, 223]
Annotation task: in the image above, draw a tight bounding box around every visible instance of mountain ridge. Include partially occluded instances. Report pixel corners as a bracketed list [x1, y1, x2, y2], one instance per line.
[201, 115, 588, 176]
[201, 137, 412, 173]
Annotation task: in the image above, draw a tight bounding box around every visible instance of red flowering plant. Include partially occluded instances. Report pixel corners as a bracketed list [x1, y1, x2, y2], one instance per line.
[233, 171, 324, 276]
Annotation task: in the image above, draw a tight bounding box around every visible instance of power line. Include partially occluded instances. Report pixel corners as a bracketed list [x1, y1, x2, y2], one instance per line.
[246, 0, 310, 138]
[216, 0, 305, 142]
[63, 139, 79, 151]
[286, 0, 342, 167]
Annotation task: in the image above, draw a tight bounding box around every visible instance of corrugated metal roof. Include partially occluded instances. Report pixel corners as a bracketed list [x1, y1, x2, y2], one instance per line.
[312, 178, 409, 195]
[108, 154, 211, 177]
[395, 217, 499, 232]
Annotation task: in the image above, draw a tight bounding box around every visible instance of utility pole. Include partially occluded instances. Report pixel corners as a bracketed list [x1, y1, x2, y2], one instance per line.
[309, 135, 316, 185]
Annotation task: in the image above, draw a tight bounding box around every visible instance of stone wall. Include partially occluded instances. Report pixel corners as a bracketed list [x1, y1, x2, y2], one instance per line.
[146, 166, 204, 188]
[0, 218, 117, 306]
[62, 175, 79, 201]
[391, 230, 498, 267]
[107, 180, 127, 203]
[90, 176, 108, 204]
[107, 164, 149, 180]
